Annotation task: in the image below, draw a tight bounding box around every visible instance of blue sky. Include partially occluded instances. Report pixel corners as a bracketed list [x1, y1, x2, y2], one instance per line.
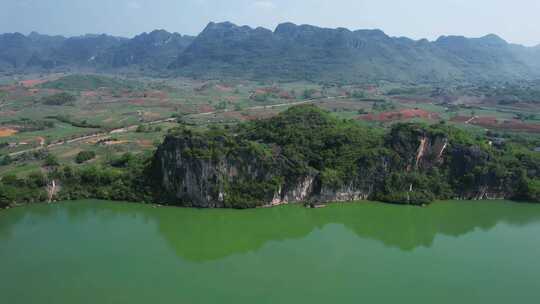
[1, 0, 539, 46]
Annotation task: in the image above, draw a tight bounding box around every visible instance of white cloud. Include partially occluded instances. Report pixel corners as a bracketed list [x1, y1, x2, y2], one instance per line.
[253, 1, 276, 10]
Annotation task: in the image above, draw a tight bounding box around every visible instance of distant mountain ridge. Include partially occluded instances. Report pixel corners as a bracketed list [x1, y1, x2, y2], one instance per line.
[95, 30, 195, 70]
[171, 22, 540, 82]
[0, 30, 193, 73]
[1, 22, 540, 83]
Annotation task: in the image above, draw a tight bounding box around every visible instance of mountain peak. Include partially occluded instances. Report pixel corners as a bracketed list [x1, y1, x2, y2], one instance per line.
[436, 34, 507, 46]
[353, 28, 388, 39]
[477, 33, 507, 45]
[28, 31, 41, 37]
[204, 21, 244, 31]
[435, 35, 467, 43]
[274, 22, 298, 34]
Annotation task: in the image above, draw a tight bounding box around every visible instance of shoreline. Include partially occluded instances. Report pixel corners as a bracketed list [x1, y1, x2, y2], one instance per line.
[2, 197, 534, 212]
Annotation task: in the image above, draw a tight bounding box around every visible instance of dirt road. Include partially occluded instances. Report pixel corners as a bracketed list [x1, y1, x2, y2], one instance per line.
[8, 118, 176, 157]
[7, 96, 346, 157]
[190, 96, 347, 117]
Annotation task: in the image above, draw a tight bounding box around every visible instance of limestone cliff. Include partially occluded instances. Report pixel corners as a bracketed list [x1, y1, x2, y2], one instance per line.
[150, 106, 530, 208]
[152, 133, 373, 208]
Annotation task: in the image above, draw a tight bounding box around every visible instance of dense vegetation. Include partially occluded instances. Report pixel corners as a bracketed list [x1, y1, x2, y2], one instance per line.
[153, 105, 540, 208]
[0, 118, 54, 132]
[246, 106, 538, 205]
[478, 83, 540, 104]
[40, 92, 76, 106]
[1, 105, 539, 209]
[47, 115, 102, 129]
[0, 172, 48, 208]
[0, 152, 152, 208]
[41, 75, 138, 91]
[75, 151, 96, 163]
[50, 155, 153, 203]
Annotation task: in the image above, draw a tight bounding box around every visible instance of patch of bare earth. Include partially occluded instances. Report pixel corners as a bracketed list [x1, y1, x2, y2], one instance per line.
[215, 84, 233, 92]
[19, 79, 48, 87]
[198, 104, 215, 113]
[0, 128, 17, 137]
[391, 96, 436, 104]
[137, 140, 154, 148]
[451, 116, 540, 132]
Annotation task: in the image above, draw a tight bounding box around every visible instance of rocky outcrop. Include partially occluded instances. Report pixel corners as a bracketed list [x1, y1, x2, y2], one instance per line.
[152, 131, 377, 208]
[150, 109, 526, 208]
[270, 179, 372, 206]
[446, 145, 515, 200]
[153, 134, 273, 207]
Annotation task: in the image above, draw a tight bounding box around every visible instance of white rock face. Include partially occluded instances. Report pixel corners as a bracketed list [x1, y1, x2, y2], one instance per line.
[154, 136, 377, 208]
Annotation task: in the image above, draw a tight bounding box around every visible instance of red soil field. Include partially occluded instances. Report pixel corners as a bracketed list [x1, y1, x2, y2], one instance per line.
[144, 90, 168, 99]
[391, 96, 436, 104]
[278, 91, 293, 99]
[128, 98, 146, 105]
[451, 116, 472, 123]
[0, 128, 17, 137]
[451, 116, 540, 133]
[473, 116, 499, 125]
[319, 101, 368, 111]
[251, 87, 294, 100]
[137, 139, 154, 148]
[19, 79, 48, 87]
[215, 84, 233, 92]
[365, 85, 378, 94]
[500, 120, 540, 132]
[198, 104, 215, 113]
[82, 91, 99, 98]
[1, 85, 35, 98]
[221, 111, 245, 120]
[0, 110, 18, 117]
[255, 87, 280, 94]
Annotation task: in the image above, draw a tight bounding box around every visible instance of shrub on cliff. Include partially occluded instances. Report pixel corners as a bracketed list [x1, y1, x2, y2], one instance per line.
[521, 178, 540, 202]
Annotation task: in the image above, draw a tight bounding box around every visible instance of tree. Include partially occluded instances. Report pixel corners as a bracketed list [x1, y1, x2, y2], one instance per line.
[44, 154, 59, 167]
[75, 151, 96, 164]
[41, 92, 76, 106]
[0, 155, 12, 166]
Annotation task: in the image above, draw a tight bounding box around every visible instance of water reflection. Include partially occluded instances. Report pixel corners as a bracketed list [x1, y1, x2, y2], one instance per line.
[154, 201, 540, 260]
[1, 200, 540, 262]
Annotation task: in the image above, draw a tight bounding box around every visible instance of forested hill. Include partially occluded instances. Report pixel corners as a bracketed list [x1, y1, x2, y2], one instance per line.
[2, 105, 539, 209]
[2, 22, 540, 83]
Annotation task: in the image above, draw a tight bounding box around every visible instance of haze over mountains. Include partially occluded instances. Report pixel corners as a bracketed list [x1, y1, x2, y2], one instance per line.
[1, 21, 540, 83]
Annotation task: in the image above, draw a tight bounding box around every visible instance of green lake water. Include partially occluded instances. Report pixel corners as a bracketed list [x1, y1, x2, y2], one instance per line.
[1, 200, 540, 303]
